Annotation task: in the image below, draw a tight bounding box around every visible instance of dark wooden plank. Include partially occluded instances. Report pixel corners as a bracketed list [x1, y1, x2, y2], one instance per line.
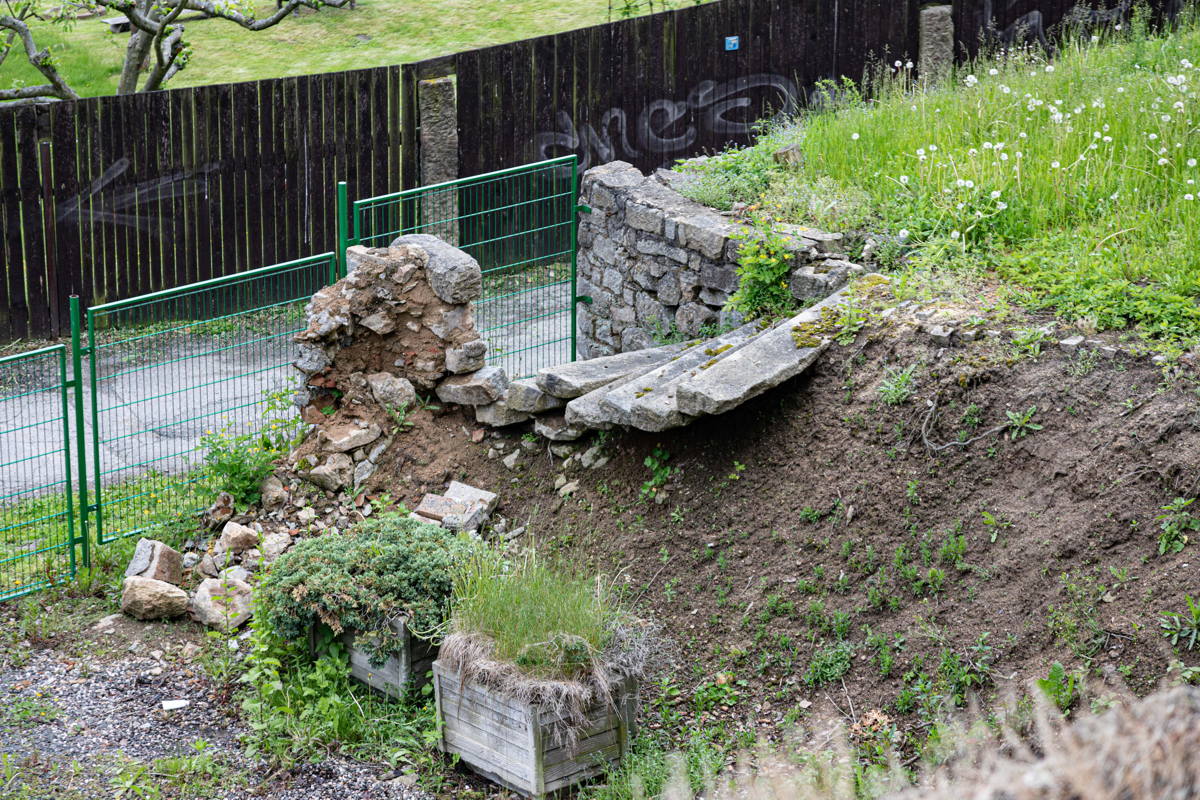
[216, 83, 239, 278]
[231, 80, 256, 271]
[301, 74, 323, 255]
[0, 110, 28, 340]
[49, 104, 80, 332]
[258, 78, 281, 266]
[17, 105, 50, 337]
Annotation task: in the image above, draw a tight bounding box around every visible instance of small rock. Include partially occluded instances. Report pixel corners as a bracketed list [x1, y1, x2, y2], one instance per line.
[554, 475, 568, 490]
[218, 521, 259, 554]
[121, 577, 188, 621]
[475, 400, 531, 427]
[308, 452, 354, 492]
[580, 445, 609, 469]
[506, 379, 565, 414]
[558, 481, 580, 497]
[297, 507, 318, 525]
[549, 443, 577, 458]
[445, 340, 489, 374]
[259, 475, 286, 509]
[927, 325, 955, 346]
[367, 372, 417, 409]
[534, 414, 587, 442]
[91, 613, 123, 631]
[241, 548, 262, 572]
[260, 532, 292, 562]
[504, 526, 526, 541]
[182, 552, 200, 570]
[190, 577, 254, 631]
[502, 450, 522, 471]
[437, 366, 510, 406]
[1059, 335, 1086, 355]
[322, 423, 383, 453]
[180, 642, 201, 661]
[444, 481, 499, 515]
[219, 566, 252, 584]
[124, 538, 183, 586]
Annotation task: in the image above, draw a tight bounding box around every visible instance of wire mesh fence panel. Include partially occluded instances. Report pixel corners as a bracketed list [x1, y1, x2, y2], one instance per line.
[0, 346, 77, 601]
[350, 156, 578, 379]
[86, 254, 335, 545]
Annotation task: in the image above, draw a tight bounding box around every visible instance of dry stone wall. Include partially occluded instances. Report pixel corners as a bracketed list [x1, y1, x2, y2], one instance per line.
[576, 161, 864, 359]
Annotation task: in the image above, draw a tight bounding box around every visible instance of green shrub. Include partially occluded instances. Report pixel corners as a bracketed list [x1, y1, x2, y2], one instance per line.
[258, 513, 474, 662]
[198, 386, 306, 508]
[450, 548, 621, 679]
[728, 214, 797, 320]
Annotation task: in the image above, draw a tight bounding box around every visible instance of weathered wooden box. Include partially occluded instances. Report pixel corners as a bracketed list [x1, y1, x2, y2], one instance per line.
[313, 617, 436, 697]
[433, 660, 638, 798]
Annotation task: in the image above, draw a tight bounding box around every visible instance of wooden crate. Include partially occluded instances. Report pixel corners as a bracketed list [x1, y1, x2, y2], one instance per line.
[433, 660, 638, 798]
[339, 618, 436, 698]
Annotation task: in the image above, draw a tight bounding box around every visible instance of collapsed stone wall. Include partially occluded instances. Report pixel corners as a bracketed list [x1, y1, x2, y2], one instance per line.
[576, 161, 864, 359]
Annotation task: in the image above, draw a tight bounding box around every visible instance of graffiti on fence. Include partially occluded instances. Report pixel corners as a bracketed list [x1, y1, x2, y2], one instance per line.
[535, 73, 799, 171]
[56, 158, 214, 233]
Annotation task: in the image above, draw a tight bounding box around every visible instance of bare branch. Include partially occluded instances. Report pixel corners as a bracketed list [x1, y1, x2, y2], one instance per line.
[0, 14, 79, 101]
[142, 25, 184, 93]
[176, 0, 348, 31]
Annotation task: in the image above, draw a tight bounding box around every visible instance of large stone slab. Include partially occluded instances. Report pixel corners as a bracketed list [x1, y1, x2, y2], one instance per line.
[536, 342, 688, 399]
[437, 366, 509, 406]
[675, 281, 869, 417]
[390, 233, 482, 304]
[505, 378, 564, 414]
[618, 323, 766, 431]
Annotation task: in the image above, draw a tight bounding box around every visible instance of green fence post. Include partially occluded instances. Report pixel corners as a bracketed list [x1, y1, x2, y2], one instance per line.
[336, 180, 349, 279]
[69, 295, 90, 569]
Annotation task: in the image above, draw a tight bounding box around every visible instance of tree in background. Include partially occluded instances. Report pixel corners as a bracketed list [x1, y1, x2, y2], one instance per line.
[0, 0, 348, 104]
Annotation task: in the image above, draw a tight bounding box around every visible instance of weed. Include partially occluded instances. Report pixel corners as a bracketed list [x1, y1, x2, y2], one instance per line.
[641, 446, 677, 501]
[878, 364, 917, 405]
[980, 509, 1012, 542]
[803, 641, 854, 687]
[1037, 661, 1080, 714]
[1005, 406, 1044, 439]
[385, 402, 416, 434]
[1160, 595, 1200, 651]
[728, 213, 797, 320]
[1155, 497, 1199, 555]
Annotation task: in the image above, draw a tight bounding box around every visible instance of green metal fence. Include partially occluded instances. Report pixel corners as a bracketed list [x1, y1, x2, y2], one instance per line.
[341, 155, 582, 379]
[0, 346, 79, 601]
[84, 254, 337, 544]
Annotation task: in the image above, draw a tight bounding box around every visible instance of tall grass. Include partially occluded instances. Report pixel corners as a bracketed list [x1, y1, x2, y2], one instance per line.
[450, 548, 617, 673]
[701, 8, 1200, 344]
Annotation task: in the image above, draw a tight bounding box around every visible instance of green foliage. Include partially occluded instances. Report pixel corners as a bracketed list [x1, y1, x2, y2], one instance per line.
[258, 513, 472, 663]
[1160, 595, 1200, 651]
[1005, 406, 1044, 439]
[238, 620, 440, 772]
[197, 386, 305, 508]
[1155, 497, 1198, 555]
[1036, 661, 1079, 713]
[878, 364, 917, 405]
[674, 124, 792, 211]
[728, 214, 797, 320]
[804, 641, 854, 687]
[450, 548, 621, 679]
[641, 446, 678, 500]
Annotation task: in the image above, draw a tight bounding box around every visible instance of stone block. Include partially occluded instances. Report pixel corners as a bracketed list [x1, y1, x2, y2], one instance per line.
[626, 202, 664, 235]
[536, 342, 689, 398]
[415, 494, 472, 521]
[656, 274, 682, 306]
[322, 422, 383, 453]
[308, 452, 354, 492]
[219, 521, 259, 554]
[506, 379, 565, 413]
[445, 340, 488, 374]
[676, 216, 732, 259]
[675, 303, 719, 337]
[122, 577, 188, 620]
[475, 400, 531, 427]
[190, 577, 254, 631]
[635, 237, 689, 264]
[445, 481, 499, 515]
[391, 234, 482, 303]
[534, 414, 588, 441]
[1059, 335, 1086, 355]
[124, 538, 183, 585]
[621, 327, 656, 352]
[699, 262, 739, 293]
[436, 366, 510, 406]
[368, 372, 418, 409]
[920, 5, 954, 82]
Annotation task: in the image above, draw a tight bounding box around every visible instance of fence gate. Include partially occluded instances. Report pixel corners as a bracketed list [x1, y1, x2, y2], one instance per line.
[0, 346, 80, 601]
[82, 255, 337, 544]
[342, 155, 583, 379]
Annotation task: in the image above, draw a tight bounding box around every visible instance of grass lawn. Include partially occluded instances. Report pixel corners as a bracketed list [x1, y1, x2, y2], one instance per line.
[680, 9, 1200, 349]
[2, 0, 653, 98]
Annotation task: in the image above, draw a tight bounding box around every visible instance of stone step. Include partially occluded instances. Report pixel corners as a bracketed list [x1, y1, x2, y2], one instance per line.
[564, 346, 697, 430]
[536, 341, 691, 399]
[675, 280, 871, 418]
[603, 321, 765, 431]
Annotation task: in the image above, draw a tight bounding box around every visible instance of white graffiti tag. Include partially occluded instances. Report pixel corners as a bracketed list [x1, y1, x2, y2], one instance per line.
[535, 73, 799, 170]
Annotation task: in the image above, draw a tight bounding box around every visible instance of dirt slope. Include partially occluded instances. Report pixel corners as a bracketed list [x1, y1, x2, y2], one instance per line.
[376, 314, 1200, 747]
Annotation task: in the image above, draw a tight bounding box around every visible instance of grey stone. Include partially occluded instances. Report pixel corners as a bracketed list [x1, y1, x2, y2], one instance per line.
[190, 577, 254, 631]
[475, 400, 531, 427]
[536, 342, 688, 398]
[676, 216, 732, 260]
[240, 548, 262, 572]
[919, 5, 954, 83]
[675, 303, 719, 337]
[620, 327, 656, 352]
[602, 267, 624, 294]
[390, 233, 482, 303]
[368, 372, 417, 409]
[506, 379, 564, 414]
[418, 76, 459, 200]
[579, 445, 609, 469]
[534, 414, 588, 442]
[445, 340, 488, 374]
[441, 503, 490, 533]
[294, 344, 330, 374]
[427, 306, 475, 341]
[308, 452, 354, 492]
[549, 442, 577, 458]
[774, 142, 804, 166]
[656, 274, 682, 306]
[122, 577, 188, 621]
[698, 288, 730, 307]
[1059, 335, 1086, 355]
[260, 475, 286, 509]
[502, 450, 522, 470]
[218, 522, 258, 554]
[124, 538, 183, 585]
[358, 312, 396, 335]
[219, 565, 252, 584]
[675, 280, 873, 417]
[635, 293, 670, 328]
[353, 459, 377, 489]
[260, 532, 292, 563]
[927, 325, 955, 346]
[558, 481, 580, 497]
[436, 366, 510, 406]
[563, 386, 619, 430]
[626, 202, 663, 235]
[322, 423, 383, 453]
[635, 237, 689, 264]
[182, 552, 200, 570]
[445, 481, 498, 515]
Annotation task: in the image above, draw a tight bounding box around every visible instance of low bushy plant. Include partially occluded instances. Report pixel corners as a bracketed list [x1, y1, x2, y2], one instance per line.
[728, 214, 797, 320]
[258, 513, 474, 662]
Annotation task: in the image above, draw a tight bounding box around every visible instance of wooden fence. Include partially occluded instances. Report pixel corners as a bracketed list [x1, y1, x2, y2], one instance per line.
[0, 66, 402, 342]
[403, 0, 920, 181]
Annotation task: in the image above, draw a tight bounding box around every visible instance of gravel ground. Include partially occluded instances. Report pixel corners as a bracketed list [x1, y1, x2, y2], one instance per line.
[0, 625, 433, 800]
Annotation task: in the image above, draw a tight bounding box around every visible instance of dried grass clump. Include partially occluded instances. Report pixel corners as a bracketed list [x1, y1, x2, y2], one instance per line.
[656, 687, 1200, 800]
[440, 548, 662, 746]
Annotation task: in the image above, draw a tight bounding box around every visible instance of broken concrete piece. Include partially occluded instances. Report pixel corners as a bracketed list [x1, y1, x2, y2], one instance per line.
[534, 414, 588, 442]
[436, 366, 510, 406]
[536, 342, 689, 399]
[414, 494, 471, 522]
[390, 233, 483, 304]
[190, 577, 254, 631]
[475, 400, 531, 427]
[445, 481, 499, 515]
[506, 378, 565, 414]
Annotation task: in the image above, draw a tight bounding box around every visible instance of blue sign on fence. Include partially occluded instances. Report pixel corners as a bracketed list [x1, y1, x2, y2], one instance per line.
[724, 35, 740, 51]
